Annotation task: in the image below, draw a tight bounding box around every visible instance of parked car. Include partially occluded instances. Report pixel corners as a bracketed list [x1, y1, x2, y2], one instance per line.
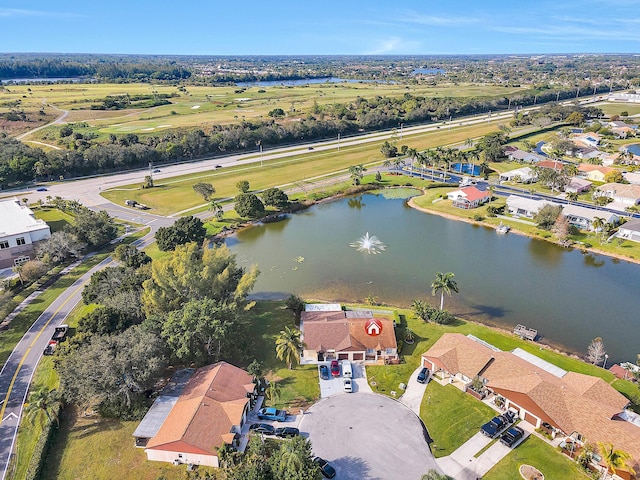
[319, 364, 330, 380]
[313, 457, 336, 478]
[43, 340, 57, 355]
[481, 414, 508, 438]
[275, 427, 300, 438]
[36, 187, 47, 192]
[308, 146, 314, 150]
[417, 367, 429, 384]
[343, 378, 353, 393]
[342, 360, 353, 378]
[51, 324, 68, 342]
[249, 423, 275, 435]
[330, 360, 340, 377]
[500, 426, 525, 447]
[257, 407, 287, 422]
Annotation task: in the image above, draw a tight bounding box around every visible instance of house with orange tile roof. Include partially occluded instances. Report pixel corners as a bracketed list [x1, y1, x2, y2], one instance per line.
[577, 164, 619, 183]
[446, 186, 490, 209]
[138, 362, 257, 467]
[301, 306, 398, 364]
[421, 334, 640, 476]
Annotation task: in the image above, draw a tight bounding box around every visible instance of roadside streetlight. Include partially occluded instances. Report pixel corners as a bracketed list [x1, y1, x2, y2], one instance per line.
[603, 354, 609, 369]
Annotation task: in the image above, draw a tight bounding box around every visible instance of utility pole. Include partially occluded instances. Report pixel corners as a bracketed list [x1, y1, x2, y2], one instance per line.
[338, 133, 340, 152]
[556, 91, 560, 102]
[260, 144, 263, 167]
[400, 123, 403, 140]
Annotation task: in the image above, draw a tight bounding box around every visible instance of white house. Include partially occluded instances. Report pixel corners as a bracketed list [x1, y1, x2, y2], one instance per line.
[562, 205, 619, 231]
[564, 177, 592, 194]
[447, 186, 490, 209]
[505, 195, 556, 219]
[499, 167, 538, 184]
[508, 149, 545, 163]
[574, 133, 602, 148]
[0, 198, 51, 269]
[623, 172, 640, 185]
[618, 219, 640, 243]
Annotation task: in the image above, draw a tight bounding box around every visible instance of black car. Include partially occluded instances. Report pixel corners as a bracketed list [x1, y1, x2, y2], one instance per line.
[313, 457, 336, 478]
[215, 164, 223, 169]
[275, 427, 300, 438]
[319, 364, 330, 380]
[500, 426, 525, 447]
[481, 415, 506, 438]
[417, 367, 429, 384]
[249, 423, 275, 435]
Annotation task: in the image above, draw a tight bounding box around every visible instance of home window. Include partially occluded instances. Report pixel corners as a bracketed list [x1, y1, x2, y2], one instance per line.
[16, 237, 26, 246]
[0, 241, 8, 249]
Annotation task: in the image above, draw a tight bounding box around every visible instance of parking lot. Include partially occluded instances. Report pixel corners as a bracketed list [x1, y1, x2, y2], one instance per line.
[318, 361, 372, 398]
[301, 392, 439, 479]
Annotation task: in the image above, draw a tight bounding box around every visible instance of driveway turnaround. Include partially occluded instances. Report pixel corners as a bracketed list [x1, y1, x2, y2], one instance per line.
[300, 392, 439, 480]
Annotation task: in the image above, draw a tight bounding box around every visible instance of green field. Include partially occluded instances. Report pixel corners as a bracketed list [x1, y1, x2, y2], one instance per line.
[32, 207, 75, 232]
[101, 120, 507, 215]
[0, 81, 527, 139]
[595, 102, 640, 117]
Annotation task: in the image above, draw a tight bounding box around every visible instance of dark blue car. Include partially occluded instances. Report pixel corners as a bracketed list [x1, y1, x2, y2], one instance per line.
[417, 367, 429, 384]
[500, 426, 525, 447]
[481, 415, 506, 438]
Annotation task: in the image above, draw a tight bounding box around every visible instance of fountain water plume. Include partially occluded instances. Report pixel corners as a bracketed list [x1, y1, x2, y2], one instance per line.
[350, 232, 387, 254]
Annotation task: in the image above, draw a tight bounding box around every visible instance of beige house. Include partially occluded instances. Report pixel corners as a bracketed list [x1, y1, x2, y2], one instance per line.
[577, 164, 619, 183]
[136, 362, 257, 467]
[301, 306, 398, 364]
[422, 334, 640, 476]
[596, 183, 640, 206]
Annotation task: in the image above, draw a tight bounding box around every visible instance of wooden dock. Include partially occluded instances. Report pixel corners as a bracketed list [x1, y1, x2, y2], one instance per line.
[514, 324, 538, 341]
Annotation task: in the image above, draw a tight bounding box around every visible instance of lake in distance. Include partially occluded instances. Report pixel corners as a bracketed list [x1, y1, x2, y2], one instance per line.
[227, 190, 639, 364]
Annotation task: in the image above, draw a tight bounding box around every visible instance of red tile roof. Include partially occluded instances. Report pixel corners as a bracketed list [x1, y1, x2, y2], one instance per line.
[459, 186, 489, 202]
[146, 362, 254, 457]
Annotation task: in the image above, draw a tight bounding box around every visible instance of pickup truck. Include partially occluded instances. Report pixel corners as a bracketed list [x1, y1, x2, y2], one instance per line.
[257, 407, 287, 422]
[51, 324, 68, 342]
[481, 412, 514, 438]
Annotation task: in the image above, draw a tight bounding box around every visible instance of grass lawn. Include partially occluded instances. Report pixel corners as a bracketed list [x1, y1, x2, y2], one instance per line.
[483, 435, 590, 480]
[241, 301, 320, 409]
[420, 381, 495, 457]
[595, 102, 640, 117]
[32, 207, 75, 232]
[101, 120, 509, 216]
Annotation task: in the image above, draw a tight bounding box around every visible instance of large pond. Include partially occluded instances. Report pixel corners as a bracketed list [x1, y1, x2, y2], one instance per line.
[228, 190, 639, 363]
[626, 144, 640, 156]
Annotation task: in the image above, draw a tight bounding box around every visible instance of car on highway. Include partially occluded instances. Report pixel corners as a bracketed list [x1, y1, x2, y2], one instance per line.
[330, 360, 340, 377]
[275, 427, 300, 438]
[36, 187, 47, 192]
[257, 407, 287, 421]
[249, 423, 275, 435]
[343, 378, 353, 393]
[313, 457, 336, 478]
[500, 426, 525, 447]
[319, 364, 330, 380]
[308, 146, 314, 150]
[215, 164, 223, 169]
[153, 169, 161, 173]
[417, 367, 429, 384]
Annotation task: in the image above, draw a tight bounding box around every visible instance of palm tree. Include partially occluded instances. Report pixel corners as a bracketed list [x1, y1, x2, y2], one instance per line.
[266, 381, 281, 404]
[591, 216, 605, 239]
[406, 147, 418, 174]
[24, 388, 61, 426]
[598, 442, 635, 480]
[431, 272, 459, 311]
[567, 192, 579, 204]
[412, 299, 431, 322]
[275, 326, 304, 369]
[209, 200, 224, 221]
[348, 164, 367, 185]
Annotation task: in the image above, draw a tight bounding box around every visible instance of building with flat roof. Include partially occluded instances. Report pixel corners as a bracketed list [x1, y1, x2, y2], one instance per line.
[0, 198, 51, 268]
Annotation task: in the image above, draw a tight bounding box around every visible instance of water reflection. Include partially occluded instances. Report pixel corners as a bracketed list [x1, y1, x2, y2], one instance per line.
[583, 253, 606, 268]
[527, 238, 564, 266]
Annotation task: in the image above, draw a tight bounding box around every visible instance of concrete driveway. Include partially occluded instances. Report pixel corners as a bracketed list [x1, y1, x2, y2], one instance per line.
[300, 392, 440, 480]
[318, 362, 372, 398]
[399, 365, 429, 415]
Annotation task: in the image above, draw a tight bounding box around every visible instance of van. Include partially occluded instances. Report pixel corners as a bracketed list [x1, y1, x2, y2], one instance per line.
[342, 360, 353, 378]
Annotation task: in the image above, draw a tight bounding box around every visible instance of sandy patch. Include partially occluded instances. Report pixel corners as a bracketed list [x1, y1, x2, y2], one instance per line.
[191, 105, 200, 109]
[157, 124, 172, 128]
[235, 97, 251, 102]
[142, 127, 155, 131]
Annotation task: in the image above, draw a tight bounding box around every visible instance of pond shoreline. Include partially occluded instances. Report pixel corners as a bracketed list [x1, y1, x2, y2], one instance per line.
[407, 196, 640, 266]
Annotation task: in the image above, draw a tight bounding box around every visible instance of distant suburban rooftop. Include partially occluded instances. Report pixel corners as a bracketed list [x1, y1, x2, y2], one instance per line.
[0, 198, 49, 237]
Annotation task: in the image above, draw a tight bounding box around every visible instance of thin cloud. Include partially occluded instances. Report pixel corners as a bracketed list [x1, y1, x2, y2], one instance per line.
[396, 11, 479, 27]
[0, 8, 82, 18]
[364, 37, 422, 55]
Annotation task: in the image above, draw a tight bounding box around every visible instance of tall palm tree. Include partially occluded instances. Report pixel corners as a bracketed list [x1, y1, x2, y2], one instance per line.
[24, 388, 61, 426]
[406, 147, 418, 174]
[598, 442, 635, 480]
[567, 192, 579, 204]
[275, 326, 304, 369]
[348, 164, 367, 185]
[209, 200, 224, 221]
[431, 272, 459, 311]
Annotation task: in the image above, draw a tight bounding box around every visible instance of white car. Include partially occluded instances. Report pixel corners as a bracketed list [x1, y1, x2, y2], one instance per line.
[343, 378, 353, 393]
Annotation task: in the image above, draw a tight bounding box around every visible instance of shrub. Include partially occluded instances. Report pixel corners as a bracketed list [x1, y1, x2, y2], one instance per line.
[473, 214, 484, 221]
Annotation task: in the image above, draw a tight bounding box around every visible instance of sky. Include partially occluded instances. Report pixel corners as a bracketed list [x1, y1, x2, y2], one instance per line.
[2, 0, 640, 55]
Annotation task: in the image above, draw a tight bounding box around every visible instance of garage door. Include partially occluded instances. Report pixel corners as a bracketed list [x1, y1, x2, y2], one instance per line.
[338, 353, 349, 360]
[524, 411, 538, 426]
[353, 353, 363, 361]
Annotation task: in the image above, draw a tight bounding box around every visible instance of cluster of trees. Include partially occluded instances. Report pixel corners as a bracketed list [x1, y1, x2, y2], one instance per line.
[90, 93, 176, 110]
[54, 237, 259, 418]
[155, 216, 206, 251]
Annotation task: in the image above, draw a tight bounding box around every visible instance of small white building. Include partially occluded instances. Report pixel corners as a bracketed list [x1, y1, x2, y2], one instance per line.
[499, 167, 538, 184]
[618, 219, 640, 243]
[508, 149, 545, 163]
[505, 195, 556, 219]
[595, 183, 640, 206]
[562, 205, 619, 231]
[623, 172, 640, 185]
[0, 198, 51, 268]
